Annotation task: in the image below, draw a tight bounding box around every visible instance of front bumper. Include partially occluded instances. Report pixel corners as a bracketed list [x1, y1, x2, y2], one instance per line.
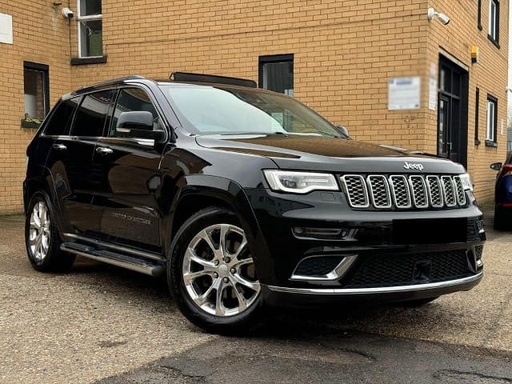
[245, 187, 485, 303]
[262, 272, 482, 307]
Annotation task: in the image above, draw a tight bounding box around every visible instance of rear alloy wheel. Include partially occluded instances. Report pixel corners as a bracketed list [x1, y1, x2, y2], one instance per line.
[25, 192, 75, 272]
[169, 208, 262, 334]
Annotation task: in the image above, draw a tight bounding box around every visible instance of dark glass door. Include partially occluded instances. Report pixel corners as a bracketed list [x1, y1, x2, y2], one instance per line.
[437, 57, 468, 167]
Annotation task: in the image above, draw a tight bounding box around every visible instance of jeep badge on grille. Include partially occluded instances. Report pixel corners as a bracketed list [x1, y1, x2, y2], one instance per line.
[404, 162, 424, 171]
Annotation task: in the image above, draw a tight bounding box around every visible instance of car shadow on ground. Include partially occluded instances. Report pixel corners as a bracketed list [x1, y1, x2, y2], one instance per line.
[68, 256, 460, 340]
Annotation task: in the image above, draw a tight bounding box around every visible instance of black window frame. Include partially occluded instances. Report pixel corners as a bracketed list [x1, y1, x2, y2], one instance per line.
[488, 0, 500, 48]
[485, 94, 498, 147]
[474, 88, 481, 145]
[22, 61, 50, 128]
[258, 54, 294, 96]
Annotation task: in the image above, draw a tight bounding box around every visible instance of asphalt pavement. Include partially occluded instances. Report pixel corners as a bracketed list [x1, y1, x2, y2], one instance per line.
[0, 206, 511, 383]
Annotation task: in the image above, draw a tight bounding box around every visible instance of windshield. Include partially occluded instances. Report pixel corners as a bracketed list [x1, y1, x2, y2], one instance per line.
[160, 84, 343, 138]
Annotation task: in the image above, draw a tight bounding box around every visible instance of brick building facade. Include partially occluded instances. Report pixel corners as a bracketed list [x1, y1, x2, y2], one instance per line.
[0, 0, 509, 214]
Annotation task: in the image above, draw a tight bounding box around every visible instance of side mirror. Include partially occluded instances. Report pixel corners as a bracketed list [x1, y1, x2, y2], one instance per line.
[335, 125, 350, 139]
[490, 162, 502, 171]
[116, 111, 165, 141]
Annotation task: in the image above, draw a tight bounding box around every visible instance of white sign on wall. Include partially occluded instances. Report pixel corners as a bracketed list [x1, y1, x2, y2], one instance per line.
[0, 13, 13, 45]
[388, 76, 421, 110]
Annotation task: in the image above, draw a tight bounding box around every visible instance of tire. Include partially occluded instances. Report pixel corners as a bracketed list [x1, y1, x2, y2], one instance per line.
[25, 192, 75, 273]
[398, 296, 439, 307]
[493, 206, 508, 230]
[168, 207, 263, 334]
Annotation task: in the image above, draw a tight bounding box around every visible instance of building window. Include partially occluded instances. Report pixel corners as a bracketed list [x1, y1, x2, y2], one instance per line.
[488, 0, 500, 46]
[78, 0, 103, 57]
[486, 96, 497, 146]
[22, 62, 49, 128]
[259, 54, 294, 96]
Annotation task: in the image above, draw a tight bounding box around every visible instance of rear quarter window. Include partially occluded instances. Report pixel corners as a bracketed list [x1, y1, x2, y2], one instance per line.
[44, 98, 80, 136]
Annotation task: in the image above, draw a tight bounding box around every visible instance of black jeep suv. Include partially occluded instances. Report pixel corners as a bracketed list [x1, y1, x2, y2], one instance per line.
[24, 73, 485, 333]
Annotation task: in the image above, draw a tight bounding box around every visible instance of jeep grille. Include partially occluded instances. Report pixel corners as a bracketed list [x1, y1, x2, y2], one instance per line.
[340, 175, 467, 209]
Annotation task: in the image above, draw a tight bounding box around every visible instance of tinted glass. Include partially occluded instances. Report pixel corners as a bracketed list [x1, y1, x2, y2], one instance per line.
[44, 98, 80, 136]
[72, 90, 115, 137]
[110, 88, 160, 137]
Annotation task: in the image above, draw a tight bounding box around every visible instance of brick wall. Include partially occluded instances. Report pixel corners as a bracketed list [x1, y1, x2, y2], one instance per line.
[0, 1, 72, 214]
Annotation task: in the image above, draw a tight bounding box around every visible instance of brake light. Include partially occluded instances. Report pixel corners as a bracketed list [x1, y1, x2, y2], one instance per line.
[502, 164, 512, 176]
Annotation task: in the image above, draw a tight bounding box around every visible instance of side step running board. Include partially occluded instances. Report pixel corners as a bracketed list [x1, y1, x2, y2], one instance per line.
[61, 242, 165, 277]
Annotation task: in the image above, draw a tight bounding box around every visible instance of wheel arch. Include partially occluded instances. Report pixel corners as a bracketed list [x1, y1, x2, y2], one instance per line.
[23, 166, 67, 237]
[166, 175, 272, 283]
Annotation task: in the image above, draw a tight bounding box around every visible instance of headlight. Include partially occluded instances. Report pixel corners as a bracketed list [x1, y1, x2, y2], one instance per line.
[263, 170, 339, 194]
[459, 173, 473, 191]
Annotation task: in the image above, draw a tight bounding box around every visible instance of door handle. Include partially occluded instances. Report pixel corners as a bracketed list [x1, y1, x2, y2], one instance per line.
[52, 143, 67, 151]
[96, 147, 113, 155]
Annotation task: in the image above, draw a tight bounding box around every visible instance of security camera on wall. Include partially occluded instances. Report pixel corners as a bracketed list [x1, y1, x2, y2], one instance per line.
[62, 7, 74, 18]
[427, 8, 450, 25]
[437, 13, 450, 25]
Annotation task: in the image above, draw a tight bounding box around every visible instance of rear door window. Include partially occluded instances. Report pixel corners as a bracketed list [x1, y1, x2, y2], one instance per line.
[71, 90, 116, 137]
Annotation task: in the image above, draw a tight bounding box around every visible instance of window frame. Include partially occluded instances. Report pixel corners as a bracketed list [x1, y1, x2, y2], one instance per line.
[488, 0, 500, 47]
[22, 61, 50, 128]
[77, 0, 103, 59]
[485, 95, 498, 146]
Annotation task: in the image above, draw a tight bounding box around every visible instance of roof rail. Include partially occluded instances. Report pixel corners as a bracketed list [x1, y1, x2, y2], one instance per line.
[72, 75, 145, 93]
[92, 75, 146, 87]
[75, 75, 146, 94]
[170, 72, 257, 88]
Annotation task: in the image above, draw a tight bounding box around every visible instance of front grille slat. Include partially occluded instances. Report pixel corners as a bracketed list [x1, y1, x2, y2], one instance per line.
[389, 175, 411, 208]
[341, 175, 370, 208]
[368, 175, 391, 208]
[342, 174, 467, 210]
[441, 176, 457, 207]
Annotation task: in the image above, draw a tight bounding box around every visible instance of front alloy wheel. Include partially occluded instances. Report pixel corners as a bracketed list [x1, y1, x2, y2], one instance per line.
[169, 208, 262, 334]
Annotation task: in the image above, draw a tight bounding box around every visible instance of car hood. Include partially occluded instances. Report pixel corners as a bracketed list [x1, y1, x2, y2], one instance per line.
[195, 134, 466, 174]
